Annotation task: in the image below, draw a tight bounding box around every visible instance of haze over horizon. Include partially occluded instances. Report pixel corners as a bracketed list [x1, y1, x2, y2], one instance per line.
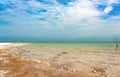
[0, 0, 120, 41]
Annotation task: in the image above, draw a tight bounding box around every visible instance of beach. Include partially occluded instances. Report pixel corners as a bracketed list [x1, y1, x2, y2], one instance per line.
[0, 43, 120, 77]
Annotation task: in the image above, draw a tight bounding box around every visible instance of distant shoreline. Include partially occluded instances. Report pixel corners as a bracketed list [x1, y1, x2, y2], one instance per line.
[0, 41, 119, 44]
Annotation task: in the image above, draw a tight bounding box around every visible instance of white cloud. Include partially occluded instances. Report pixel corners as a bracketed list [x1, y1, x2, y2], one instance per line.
[107, 0, 120, 5]
[103, 6, 113, 14]
[51, 0, 101, 25]
[28, 0, 42, 8]
[91, 0, 119, 5]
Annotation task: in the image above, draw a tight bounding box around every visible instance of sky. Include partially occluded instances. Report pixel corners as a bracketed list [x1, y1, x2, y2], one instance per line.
[0, 0, 120, 41]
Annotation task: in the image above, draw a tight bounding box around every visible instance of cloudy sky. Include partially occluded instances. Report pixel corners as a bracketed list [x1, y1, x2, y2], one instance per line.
[0, 0, 120, 41]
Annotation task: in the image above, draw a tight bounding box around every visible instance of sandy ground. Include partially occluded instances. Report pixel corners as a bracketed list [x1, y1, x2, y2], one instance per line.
[0, 43, 120, 77]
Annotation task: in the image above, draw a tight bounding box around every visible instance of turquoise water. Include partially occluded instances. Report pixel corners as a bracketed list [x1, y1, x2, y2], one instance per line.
[27, 41, 120, 52]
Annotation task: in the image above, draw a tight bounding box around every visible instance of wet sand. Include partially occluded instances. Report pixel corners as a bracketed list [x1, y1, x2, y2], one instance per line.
[0, 43, 120, 77]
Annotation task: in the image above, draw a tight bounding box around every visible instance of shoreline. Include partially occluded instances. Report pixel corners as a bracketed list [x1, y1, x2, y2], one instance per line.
[0, 43, 120, 77]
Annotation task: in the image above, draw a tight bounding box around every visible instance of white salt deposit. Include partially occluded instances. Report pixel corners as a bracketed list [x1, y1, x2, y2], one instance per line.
[0, 43, 11, 49]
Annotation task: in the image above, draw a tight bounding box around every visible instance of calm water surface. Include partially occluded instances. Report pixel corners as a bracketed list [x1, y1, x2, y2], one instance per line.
[26, 41, 120, 52]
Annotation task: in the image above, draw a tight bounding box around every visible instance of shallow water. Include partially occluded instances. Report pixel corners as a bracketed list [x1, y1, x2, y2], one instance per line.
[26, 41, 120, 52]
[16, 41, 120, 61]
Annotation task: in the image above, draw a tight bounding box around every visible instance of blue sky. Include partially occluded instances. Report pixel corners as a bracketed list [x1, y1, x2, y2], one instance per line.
[0, 0, 120, 41]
